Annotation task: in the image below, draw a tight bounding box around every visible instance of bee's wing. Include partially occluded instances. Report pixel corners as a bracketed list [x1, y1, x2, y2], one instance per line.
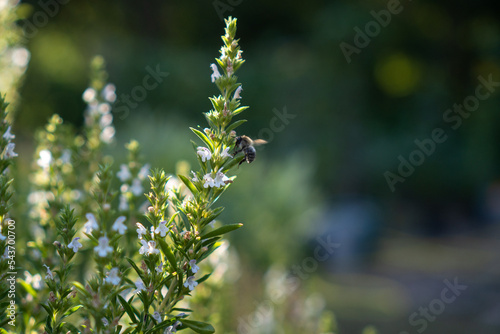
[253, 139, 267, 146]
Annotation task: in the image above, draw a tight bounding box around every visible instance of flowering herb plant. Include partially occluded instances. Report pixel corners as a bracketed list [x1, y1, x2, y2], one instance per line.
[0, 16, 254, 333]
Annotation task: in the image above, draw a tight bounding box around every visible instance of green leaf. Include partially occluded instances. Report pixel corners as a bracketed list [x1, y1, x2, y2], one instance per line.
[225, 119, 247, 133]
[201, 223, 243, 239]
[40, 303, 52, 315]
[201, 236, 221, 247]
[72, 281, 88, 297]
[178, 174, 199, 197]
[171, 308, 192, 313]
[196, 273, 212, 284]
[203, 207, 224, 226]
[63, 323, 80, 333]
[60, 305, 83, 320]
[190, 127, 214, 152]
[181, 319, 215, 334]
[126, 257, 144, 280]
[118, 294, 138, 322]
[232, 106, 249, 116]
[157, 239, 178, 272]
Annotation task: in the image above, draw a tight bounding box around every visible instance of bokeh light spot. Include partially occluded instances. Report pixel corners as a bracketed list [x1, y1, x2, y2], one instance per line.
[374, 53, 421, 97]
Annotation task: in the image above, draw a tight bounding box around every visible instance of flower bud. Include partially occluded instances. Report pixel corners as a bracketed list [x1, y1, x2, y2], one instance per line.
[49, 291, 57, 302]
[103, 203, 111, 211]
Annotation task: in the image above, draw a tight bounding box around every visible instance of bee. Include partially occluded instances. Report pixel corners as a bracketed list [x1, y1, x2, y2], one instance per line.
[232, 135, 267, 166]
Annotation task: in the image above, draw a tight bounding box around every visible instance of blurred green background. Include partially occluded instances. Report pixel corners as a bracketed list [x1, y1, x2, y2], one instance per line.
[7, 0, 500, 333]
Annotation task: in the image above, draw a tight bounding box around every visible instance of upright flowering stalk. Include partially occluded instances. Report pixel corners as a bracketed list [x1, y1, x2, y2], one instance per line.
[40, 207, 83, 334]
[117, 17, 251, 333]
[74, 164, 129, 332]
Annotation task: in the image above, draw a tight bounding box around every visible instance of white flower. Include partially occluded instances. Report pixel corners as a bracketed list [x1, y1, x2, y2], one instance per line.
[43, 264, 54, 280]
[131, 178, 143, 196]
[139, 240, 160, 256]
[138, 163, 151, 180]
[139, 239, 148, 254]
[203, 173, 215, 188]
[156, 261, 164, 273]
[36, 149, 52, 168]
[147, 241, 160, 255]
[100, 125, 115, 143]
[102, 317, 109, 326]
[234, 85, 243, 99]
[136, 223, 148, 239]
[112, 216, 127, 235]
[3, 126, 15, 140]
[197, 147, 212, 162]
[210, 63, 221, 82]
[183, 276, 198, 291]
[153, 311, 162, 323]
[220, 147, 232, 158]
[189, 260, 199, 273]
[214, 171, 230, 188]
[84, 213, 99, 233]
[5, 143, 17, 158]
[94, 236, 113, 257]
[98, 102, 111, 115]
[117, 164, 132, 182]
[82, 88, 97, 103]
[24, 271, 42, 290]
[11, 47, 30, 67]
[119, 195, 128, 211]
[155, 221, 169, 237]
[105, 267, 121, 285]
[103, 83, 117, 103]
[191, 171, 199, 182]
[68, 237, 82, 252]
[134, 279, 146, 293]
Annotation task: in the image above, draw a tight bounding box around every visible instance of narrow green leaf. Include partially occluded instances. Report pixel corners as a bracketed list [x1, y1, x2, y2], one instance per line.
[232, 106, 249, 116]
[190, 127, 214, 152]
[201, 236, 221, 247]
[61, 305, 83, 320]
[63, 323, 80, 333]
[157, 239, 178, 272]
[201, 223, 243, 239]
[225, 119, 247, 133]
[126, 257, 145, 281]
[40, 303, 52, 315]
[181, 319, 215, 334]
[197, 273, 212, 284]
[178, 174, 199, 197]
[171, 307, 192, 313]
[118, 294, 138, 322]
